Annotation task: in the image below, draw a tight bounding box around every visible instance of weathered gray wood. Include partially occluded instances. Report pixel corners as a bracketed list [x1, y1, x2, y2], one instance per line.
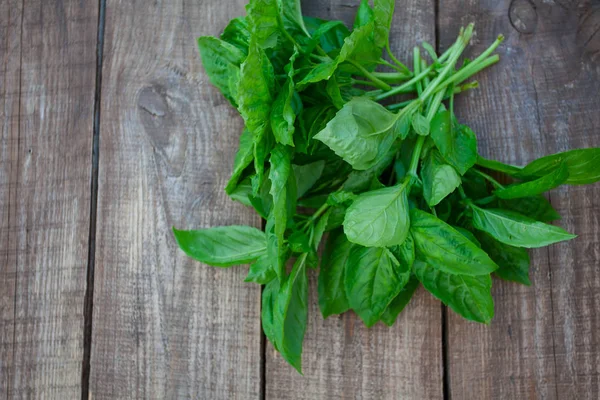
[265, 2, 443, 399]
[89, 1, 262, 399]
[440, 0, 600, 398]
[0, 0, 98, 398]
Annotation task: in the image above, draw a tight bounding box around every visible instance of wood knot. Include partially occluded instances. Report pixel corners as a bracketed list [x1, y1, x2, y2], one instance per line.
[509, 0, 538, 34]
[138, 86, 168, 118]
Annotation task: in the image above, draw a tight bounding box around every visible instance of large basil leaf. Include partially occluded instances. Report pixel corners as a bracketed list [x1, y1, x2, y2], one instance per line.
[516, 148, 600, 185]
[422, 149, 461, 206]
[475, 231, 531, 286]
[495, 162, 568, 199]
[373, 0, 395, 49]
[413, 260, 494, 324]
[245, 254, 277, 284]
[269, 145, 297, 277]
[278, 0, 310, 36]
[225, 128, 254, 194]
[246, 0, 280, 49]
[345, 246, 410, 327]
[410, 208, 498, 276]
[344, 182, 410, 247]
[274, 254, 309, 373]
[314, 97, 400, 170]
[381, 276, 419, 326]
[500, 195, 561, 222]
[471, 205, 576, 248]
[197, 36, 246, 106]
[430, 111, 477, 175]
[173, 225, 266, 267]
[318, 230, 353, 318]
[303, 17, 350, 54]
[293, 161, 325, 198]
[221, 17, 251, 54]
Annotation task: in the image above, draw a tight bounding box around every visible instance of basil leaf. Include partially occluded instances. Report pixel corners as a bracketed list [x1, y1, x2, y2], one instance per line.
[173, 226, 266, 267]
[475, 231, 531, 286]
[246, 0, 280, 49]
[517, 148, 600, 185]
[274, 254, 309, 373]
[471, 205, 576, 248]
[303, 18, 349, 54]
[381, 276, 419, 326]
[410, 208, 498, 276]
[345, 246, 410, 327]
[430, 111, 477, 175]
[271, 50, 299, 146]
[500, 195, 561, 223]
[262, 278, 280, 351]
[411, 113, 430, 136]
[354, 0, 374, 29]
[344, 182, 410, 247]
[225, 128, 254, 194]
[278, 0, 310, 37]
[197, 36, 246, 106]
[454, 226, 481, 247]
[314, 97, 399, 170]
[495, 162, 569, 199]
[422, 150, 461, 206]
[229, 177, 253, 207]
[221, 17, 251, 54]
[373, 0, 395, 49]
[414, 260, 494, 324]
[318, 230, 353, 318]
[245, 254, 276, 284]
[269, 145, 297, 277]
[342, 140, 401, 193]
[293, 161, 325, 198]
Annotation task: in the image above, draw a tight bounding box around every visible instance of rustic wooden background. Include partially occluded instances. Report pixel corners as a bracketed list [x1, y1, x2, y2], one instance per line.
[1, 0, 599, 399]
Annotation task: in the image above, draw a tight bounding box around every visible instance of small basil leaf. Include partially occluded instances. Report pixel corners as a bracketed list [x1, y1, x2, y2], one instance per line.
[411, 113, 430, 136]
[495, 162, 569, 199]
[173, 225, 266, 267]
[293, 161, 325, 198]
[373, 0, 395, 49]
[245, 254, 277, 284]
[471, 205, 576, 248]
[344, 182, 410, 247]
[318, 230, 353, 318]
[354, 0, 374, 29]
[288, 230, 311, 253]
[414, 260, 494, 324]
[422, 150, 461, 206]
[220, 17, 250, 54]
[380, 276, 419, 326]
[517, 147, 600, 185]
[430, 111, 477, 175]
[410, 208, 498, 276]
[345, 246, 410, 327]
[262, 278, 281, 351]
[225, 128, 254, 194]
[475, 231, 531, 286]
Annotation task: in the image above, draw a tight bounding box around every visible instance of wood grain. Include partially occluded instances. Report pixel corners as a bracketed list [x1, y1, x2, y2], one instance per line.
[440, 0, 600, 398]
[88, 1, 262, 399]
[0, 0, 98, 398]
[265, 2, 444, 399]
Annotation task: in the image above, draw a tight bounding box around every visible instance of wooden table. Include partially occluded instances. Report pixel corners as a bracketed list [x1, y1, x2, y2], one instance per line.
[1, 0, 599, 398]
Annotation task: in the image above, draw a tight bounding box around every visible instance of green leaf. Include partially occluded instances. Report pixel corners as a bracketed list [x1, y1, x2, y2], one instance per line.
[410, 208, 498, 276]
[411, 113, 430, 136]
[354, 0, 374, 29]
[517, 148, 600, 185]
[413, 260, 494, 324]
[470, 205, 576, 248]
[293, 161, 325, 198]
[278, 0, 310, 37]
[288, 230, 311, 253]
[246, 0, 280, 49]
[303, 18, 350, 54]
[265, 211, 289, 279]
[221, 17, 251, 54]
[274, 254, 309, 373]
[225, 128, 254, 194]
[500, 196, 561, 222]
[430, 111, 477, 175]
[245, 254, 277, 284]
[422, 150, 461, 206]
[197, 36, 246, 106]
[495, 162, 569, 199]
[475, 231, 531, 286]
[342, 140, 401, 193]
[269, 145, 297, 277]
[454, 226, 481, 247]
[318, 230, 353, 318]
[373, 0, 395, 49]
[262, 278, 281, 351]
[314, 97, 399, 170]
[344, 182, 410, 247]
[345, 246, 410, 327]
[271, 50, 300, 146]
[229, 177, 253, 206]
[381, 276, 419, 326]
[173, 225, 266, 267]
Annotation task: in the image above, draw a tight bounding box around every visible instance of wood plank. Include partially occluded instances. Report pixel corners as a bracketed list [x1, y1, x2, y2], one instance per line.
[439, 0, 600, 398]
[0, 0, 98, 398]
[88, 1, 262, 398]
[265, 2, 443, 399]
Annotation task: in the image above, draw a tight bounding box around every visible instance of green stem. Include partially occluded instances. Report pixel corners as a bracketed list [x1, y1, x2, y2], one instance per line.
[352, 78, 385, 88]
[476, 155, 522, 175]
[347, 60, 392, 91]
[385, 42, 411, 74]
[473, 169, 505, 189]
[374, 64, 436, 100]
[414, 47, 424, 96]
[457, 186, 468, 200]
[408, 136, 426, 178]
[302, 202, 330, 230]
[377, 58, 407, 73]
[437, 55, 500, 91]
[371, 71, 413, 82]
[385, 81, 478, 111]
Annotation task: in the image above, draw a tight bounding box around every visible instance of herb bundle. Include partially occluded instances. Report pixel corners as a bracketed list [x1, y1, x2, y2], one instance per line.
[174, 0, 600, 373]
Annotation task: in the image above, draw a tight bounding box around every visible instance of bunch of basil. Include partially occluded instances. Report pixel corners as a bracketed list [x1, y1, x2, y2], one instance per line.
[174, 0, 600, 373]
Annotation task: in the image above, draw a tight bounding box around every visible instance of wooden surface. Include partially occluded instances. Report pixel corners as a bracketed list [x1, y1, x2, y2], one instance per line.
[0, 0, 599, 399]
[0, 0, 99, 398]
